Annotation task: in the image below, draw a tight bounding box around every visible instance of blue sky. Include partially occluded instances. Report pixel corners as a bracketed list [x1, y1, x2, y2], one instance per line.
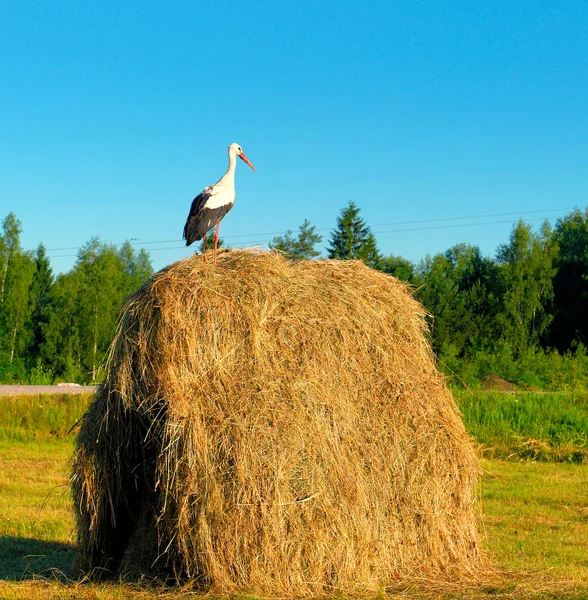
[1, 1, 587, 274]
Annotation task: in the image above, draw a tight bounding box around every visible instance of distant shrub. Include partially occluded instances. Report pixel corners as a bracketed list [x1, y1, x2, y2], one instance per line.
[27, 359, 54, 385]
[441, 345, 588, 392]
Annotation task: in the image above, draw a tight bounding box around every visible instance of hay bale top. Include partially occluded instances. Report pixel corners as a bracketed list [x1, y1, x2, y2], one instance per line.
[73, 250, 487, 595]
[115, 249, 435, 404]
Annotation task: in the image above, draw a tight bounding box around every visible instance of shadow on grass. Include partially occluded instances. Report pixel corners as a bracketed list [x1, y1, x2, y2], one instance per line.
[0, 536, 75, 581]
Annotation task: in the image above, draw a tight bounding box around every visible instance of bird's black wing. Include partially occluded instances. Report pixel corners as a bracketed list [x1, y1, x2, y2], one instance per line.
[183, 187, 214, 246]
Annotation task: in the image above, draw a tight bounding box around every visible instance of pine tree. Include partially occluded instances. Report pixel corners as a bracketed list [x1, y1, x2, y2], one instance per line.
[269, 219, 322, 260]
[26, 243, 54, 366]
[204, 229, 225, 251]
[327, 201, 381, 268]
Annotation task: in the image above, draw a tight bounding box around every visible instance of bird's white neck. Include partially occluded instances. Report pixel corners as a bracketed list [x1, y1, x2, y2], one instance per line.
[218, 151, 237, 187]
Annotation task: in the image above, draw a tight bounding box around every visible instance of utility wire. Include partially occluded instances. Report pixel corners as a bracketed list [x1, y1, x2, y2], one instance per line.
[46, 213, 567, 259]
[220, 206, 576, 239]
[47, 205, 574, 252]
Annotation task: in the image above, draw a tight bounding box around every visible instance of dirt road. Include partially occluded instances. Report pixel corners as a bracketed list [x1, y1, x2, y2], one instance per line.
[0, 384, 97, 396]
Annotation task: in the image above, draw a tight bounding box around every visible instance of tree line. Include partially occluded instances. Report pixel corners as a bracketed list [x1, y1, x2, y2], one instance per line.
[1, 204, 587, 385]
[0, 213, 152, 383]
[273, 202, 588, 387]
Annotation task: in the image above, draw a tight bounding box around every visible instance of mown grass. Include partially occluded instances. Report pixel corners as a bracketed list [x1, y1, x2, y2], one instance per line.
[0, 439, 75, 580]
[0, 438, 586, 599]
[0, 392, 587, 598]
[455, 390, 588, 462]
[480, 459, 588, 580]
[0, 392, 588, 600]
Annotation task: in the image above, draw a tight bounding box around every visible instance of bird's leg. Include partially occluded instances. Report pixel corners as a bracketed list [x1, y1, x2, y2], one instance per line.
[202, 234, 206, 261]
[213, 221, 220, 266]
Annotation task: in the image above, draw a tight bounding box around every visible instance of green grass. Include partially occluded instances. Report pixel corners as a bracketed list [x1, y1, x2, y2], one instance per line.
[455, 390, 588, 462]
[0, 394, 92, 442]
[0, 439, 75, 581]
[480, 459, 588, 580]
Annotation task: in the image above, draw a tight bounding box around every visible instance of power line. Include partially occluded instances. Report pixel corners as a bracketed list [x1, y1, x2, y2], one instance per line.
[371, 207, 575, 228]
[219, 207, 577, 239]
[44, 206, 577, 257]
[211, 214, 565, 247]
[46, 213, 567, 259]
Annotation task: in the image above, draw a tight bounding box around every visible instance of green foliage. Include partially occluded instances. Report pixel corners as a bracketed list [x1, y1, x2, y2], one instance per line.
[40, 239, 154, 383]
[0, 213, 22, 305]
[379, 254, 415, 282]
[549, 208, 588, 351]
[441, 344, 588, 393]
[41, 270, 83, 382]
[75, 238, 126, 379]
[327, 201, 382, 268]
[118, 241, 153, 291]
[0, 214, 154, 384]
[269, 218, 322, 260]
[411, 214, 586, 376]
[3, 205, 588, 389]
[26, 359, 54, 385]
[0, 214, 36, 369]
[0, 357, 27, 384]
[415, 244, 501, 358]
[496, 220, 557, 353]
[25, 244, 54, 369]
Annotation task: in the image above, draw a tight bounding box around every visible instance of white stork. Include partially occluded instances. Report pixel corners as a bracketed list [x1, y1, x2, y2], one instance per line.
[183, 142, 256, 264]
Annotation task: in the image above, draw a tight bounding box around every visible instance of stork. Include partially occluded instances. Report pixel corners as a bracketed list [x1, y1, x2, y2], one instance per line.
[183, 142, 256, 265]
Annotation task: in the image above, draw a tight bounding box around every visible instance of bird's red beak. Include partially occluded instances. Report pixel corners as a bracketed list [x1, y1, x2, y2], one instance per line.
[239, 152, 256, 171]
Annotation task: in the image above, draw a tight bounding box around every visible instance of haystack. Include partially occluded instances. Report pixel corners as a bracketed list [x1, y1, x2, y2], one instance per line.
[71, 250, 488, 595]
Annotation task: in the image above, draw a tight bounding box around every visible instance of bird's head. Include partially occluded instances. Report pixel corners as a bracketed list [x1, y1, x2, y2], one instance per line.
[229, 142, 256, 172]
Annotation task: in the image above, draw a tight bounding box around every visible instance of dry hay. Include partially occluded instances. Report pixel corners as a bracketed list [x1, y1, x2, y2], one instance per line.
[71, 250, 489, 596]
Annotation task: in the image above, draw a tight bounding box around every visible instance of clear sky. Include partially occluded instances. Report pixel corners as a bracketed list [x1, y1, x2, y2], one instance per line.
[1, 1, 587, 274]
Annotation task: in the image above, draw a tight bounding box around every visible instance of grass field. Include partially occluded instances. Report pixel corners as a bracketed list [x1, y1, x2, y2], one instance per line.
[0, 393, 92, 443]
[0, 393, 587, 599]
[455, 390, 588, 463]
